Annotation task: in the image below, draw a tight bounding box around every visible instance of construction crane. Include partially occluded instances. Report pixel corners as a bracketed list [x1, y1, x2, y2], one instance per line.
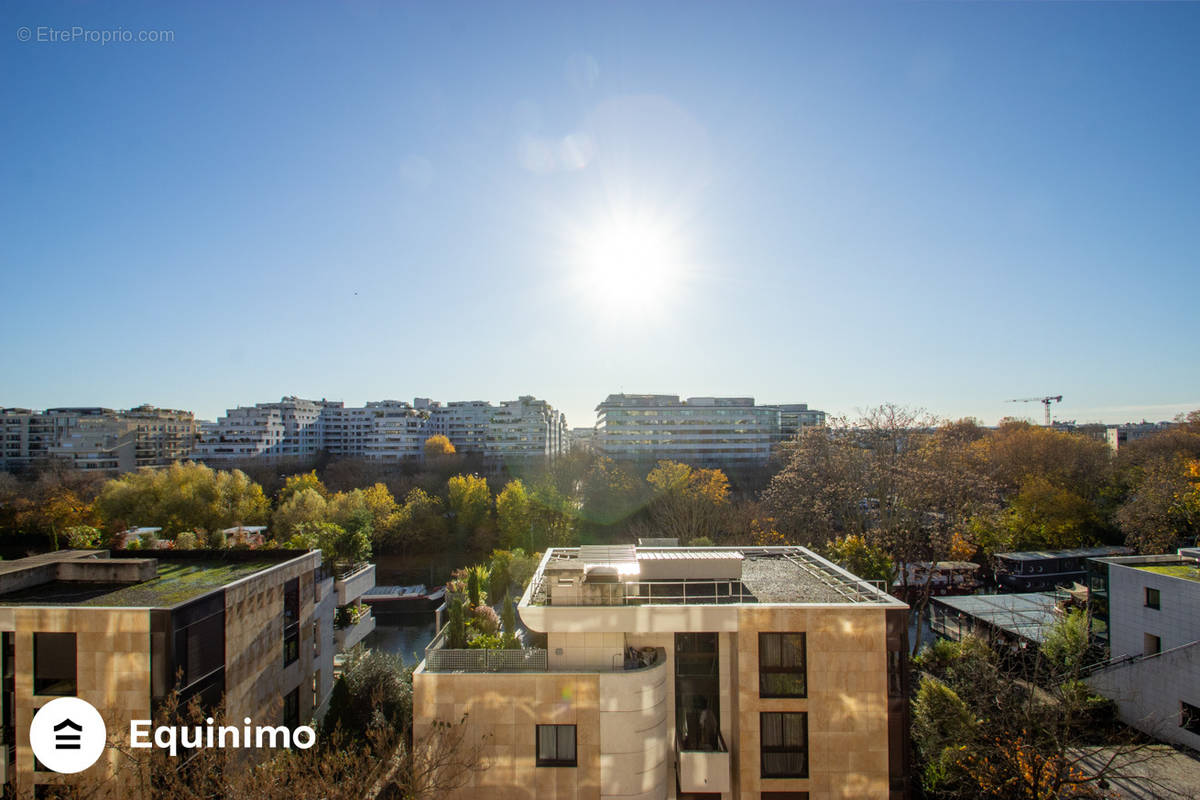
[1006, 395, 1063, 426]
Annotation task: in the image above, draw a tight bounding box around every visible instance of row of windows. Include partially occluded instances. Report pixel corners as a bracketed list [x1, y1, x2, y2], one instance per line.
[535, 712, 808, 778]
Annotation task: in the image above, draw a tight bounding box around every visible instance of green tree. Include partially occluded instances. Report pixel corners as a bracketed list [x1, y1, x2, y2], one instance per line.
[446, 596, 467, 649]
[287, 521, 371, 570]
[323, 647, 412, 740]
[64, 524, 102, 549]
[447, 473, 491, 546]
[96, 462, 268, 535]
[496, 480, 532, 549]
[465, 564, 487, 609]
[580, 456, 646, 531]
[392, 488, 449, 552]
[502, 592, 516, 635]
[272, 487, 330, 539]
[825, 534, 895, 585]
[1040, 608, 1093, 676]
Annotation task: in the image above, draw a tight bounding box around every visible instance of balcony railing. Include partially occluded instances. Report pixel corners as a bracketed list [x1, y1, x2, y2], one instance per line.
[335, 563, 375, 606]
[422, 629, 548, 673]
[530, 576, 752, 606]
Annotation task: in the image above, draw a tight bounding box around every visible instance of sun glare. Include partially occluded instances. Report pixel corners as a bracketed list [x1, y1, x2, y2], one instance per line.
[573, 215, 683, 315]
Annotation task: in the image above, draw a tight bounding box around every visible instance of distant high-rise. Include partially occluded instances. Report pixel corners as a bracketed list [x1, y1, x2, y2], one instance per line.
[593, 394, 824, 467]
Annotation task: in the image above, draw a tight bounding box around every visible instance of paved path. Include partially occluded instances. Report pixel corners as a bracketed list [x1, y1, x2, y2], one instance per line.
[1074, 745, 1200, 799]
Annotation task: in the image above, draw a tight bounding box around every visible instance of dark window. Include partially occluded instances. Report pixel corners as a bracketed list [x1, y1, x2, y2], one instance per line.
[283, 578, 300, 667]
[177, 612, 224, 686]
[1145, 633, 1162, 656]
[3, 632, 14, 768]
[283, 687, 300, 729]
[34, 785, 77, 799]
[1182, 702, 1200, 736]
[761, 712, 807, 779]
[759, 633, 806, 698]
[676, 633, 722, 751]
[887, 651, 903, 697]
[536, 724, 577, 766]
[1145, 587, 1160, 610]
[33, 634, 76, 696]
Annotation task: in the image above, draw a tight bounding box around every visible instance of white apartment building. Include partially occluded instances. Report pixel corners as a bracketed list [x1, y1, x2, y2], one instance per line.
[414, 544, 911, 800]
[192, 395, 569, 464]
[1086, 549, 1200, 750]
[191, 397, 337, 462]
[427, 400, 493, 455]
[1, 406, 196, 473]
[487, 396, 570, 461]
[595, 395, 789, 468]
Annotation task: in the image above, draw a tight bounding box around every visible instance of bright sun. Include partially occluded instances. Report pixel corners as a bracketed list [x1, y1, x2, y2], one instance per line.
[573, 215, 683, 315]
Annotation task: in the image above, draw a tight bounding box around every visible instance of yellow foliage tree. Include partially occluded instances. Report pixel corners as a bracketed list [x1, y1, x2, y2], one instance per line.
[423, 435, 457, 458]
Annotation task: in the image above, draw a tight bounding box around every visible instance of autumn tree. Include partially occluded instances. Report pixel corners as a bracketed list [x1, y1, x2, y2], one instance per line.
[645, 460, 731, 543]
[328, 483, 400, 547]
[423, 435, 456, 459]
[1115, 456, 1200, 554]
[761, 423, 873, 546]
[13, 484, 97, 549]
[912, 630, 1169, 800]
[277, 470, 329, 504]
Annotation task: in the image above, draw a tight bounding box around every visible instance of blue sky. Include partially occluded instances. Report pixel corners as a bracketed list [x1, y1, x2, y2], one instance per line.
[3, 1, 1198, 428]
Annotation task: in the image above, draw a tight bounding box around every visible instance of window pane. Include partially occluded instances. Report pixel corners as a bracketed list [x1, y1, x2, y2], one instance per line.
[538, 725, 557, 761]
[557, 726, 576, 762]
[34, 633, 76, 696]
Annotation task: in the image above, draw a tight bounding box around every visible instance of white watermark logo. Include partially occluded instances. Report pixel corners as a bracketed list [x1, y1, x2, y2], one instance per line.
[16, 26, 175, 45]
[130, 717, 316, 757]
[30, 698, 108, 774]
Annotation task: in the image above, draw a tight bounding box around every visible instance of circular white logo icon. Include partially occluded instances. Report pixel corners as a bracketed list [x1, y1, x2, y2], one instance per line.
[30, 697, 107, 773]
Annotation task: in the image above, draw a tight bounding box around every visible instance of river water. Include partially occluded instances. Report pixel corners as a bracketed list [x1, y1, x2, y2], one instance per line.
[360, 553, 460, 666]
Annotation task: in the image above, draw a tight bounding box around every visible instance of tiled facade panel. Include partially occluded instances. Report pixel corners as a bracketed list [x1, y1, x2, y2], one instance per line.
[736, 607, 891, 800]
[10, 608, 151, 796]
[413, 672, 604, 800]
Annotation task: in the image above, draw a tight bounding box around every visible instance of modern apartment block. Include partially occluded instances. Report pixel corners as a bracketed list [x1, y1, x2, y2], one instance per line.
[0, 547, 360, 797]
[1, 406, 196, 473]
[413, 544, 910, 800]
[189, 396, 336, 462]
[772, 404, 827, 441]
[486, 396, 570, 461]
[193, 395, 569, 465]
[594, 395, 825, 468]
[1085, 549, 1200, 750]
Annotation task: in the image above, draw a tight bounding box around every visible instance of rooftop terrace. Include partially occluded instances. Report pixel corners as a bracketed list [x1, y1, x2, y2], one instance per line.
[1133, 563, 1200, 583]
[527, 545, 896, 607]
[0, 550, 307, 608]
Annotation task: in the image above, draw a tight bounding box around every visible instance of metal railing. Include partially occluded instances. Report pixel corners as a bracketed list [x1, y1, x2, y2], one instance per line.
[423, 629, 548, 673]
[334, 561, 371, 581]
[530, 576, 751, 606]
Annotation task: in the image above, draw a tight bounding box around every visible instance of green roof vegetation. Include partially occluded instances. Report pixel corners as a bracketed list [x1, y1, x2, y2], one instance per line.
[0, 559, 277, 608]
[1134, 563, 1200, 583]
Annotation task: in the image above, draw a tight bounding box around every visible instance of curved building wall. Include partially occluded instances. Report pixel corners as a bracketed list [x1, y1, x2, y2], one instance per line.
[598, 653, 669, 800]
